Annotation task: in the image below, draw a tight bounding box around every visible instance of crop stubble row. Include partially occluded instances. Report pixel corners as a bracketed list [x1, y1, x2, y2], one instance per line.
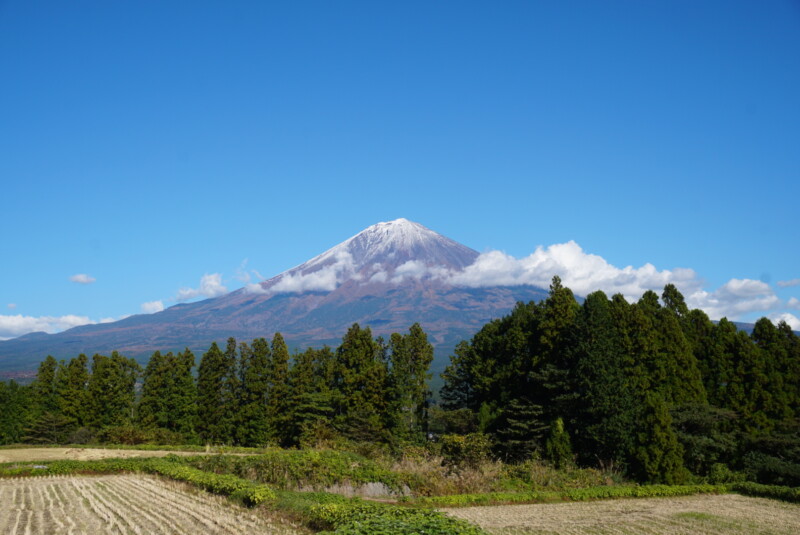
[444, 494, 800, 535]
[0, 474, 303, 535]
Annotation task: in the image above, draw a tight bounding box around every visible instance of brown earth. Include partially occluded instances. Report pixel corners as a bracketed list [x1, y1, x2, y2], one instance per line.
[0, 448, 199, 463]
[444, 494, 800, 534]
[0, 474, 309, 534]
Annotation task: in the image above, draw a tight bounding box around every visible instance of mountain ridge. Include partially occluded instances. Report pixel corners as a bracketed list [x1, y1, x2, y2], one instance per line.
[0, 219, 548, 373]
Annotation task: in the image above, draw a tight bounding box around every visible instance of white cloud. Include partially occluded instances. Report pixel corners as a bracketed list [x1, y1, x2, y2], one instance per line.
[241, 239, 790, 324]
[270, 251, 358, 293]
[245, 282, 268, 294]
[768, 312, 800, 330]
[7, 303, 16, 309]
[70, 273, 96, 284]
[176, 273, 228, 302]
[443, 242, 787, 322]
[788, 297, 800, 310]
[685, 279, 781, 320]
[777, 278, 800, 288]
[369, 270, 388, 283]
[0, 314, 94, 339]
[141, 300, 165, 314]
[449, 241, 702, 303]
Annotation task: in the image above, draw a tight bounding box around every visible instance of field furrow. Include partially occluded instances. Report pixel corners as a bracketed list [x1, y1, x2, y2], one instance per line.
[104, 475, 207, 533]
[0, 475, 306, 535]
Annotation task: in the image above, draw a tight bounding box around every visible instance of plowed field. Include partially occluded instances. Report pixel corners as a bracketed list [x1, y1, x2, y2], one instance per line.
[0, 475, 307, 534]
[444, 494, 800, 534]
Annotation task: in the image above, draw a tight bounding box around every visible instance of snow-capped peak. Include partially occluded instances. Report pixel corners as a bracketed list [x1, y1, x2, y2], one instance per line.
[316, 218, 477, 271]
[253, 219, 479, 293]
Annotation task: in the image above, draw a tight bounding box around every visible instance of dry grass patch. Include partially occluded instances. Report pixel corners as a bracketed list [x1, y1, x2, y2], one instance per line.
[443, 494, 800, 535]
[0, 448, 199, 463]
[0, 474, 310, 535]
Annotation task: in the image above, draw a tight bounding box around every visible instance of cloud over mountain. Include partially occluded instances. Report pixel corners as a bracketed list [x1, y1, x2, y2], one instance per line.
[239, 228, 787, 323]
[0, 314, 93, 340]
[176, 273, 227, 301]
[141, 300, 165, 314]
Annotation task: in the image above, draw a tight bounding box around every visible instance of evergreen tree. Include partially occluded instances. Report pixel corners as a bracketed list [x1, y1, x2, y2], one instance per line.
[237, 338, 270, 446]
[221, 337, 241, 443]
[535, 276, 580, 420]
[0, 380, 31, 444]
[494, 396, 547, 462]
[138, 350, 196, 436]
[572, 291, 637, 468]
[441, 341, 479, 412]
[196, 342, 229, 443]
[288, 347, 334, 446]
[662, 283, 689, 318]
[23, 410, 74, 444]
[172, 349, 197, 436]
[630, 393, 686, 484]
[138, 350, 168, 429]
[32, 355, 59, 416]
[776, 321, 800, 415]
[55, 354, 89, 428]
[388, 323, 433, 442]
[655, 303, 707, 404]
[267, 333, 291, 445]
[751, 318, 793, 423]
[86, 352, 140, 429]
[332, 324, 389, 440]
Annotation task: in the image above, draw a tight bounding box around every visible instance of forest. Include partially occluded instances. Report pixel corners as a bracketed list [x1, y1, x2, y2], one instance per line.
[1, 278, 798, 487]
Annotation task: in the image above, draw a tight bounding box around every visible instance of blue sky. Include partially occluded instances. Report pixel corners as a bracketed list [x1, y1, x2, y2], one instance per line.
[1, 1, 799, 338]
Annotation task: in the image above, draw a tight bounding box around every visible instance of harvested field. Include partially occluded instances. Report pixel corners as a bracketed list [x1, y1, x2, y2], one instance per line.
[0, 474, 308, 534]
[0, 448, 198, 463]
[444, 494, 800, 535]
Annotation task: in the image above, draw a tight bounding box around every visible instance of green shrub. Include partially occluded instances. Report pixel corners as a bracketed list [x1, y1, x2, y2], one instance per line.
[731, 482, 800, 503]
[189, 449, 409, 493]
[440, 434, 491, 469]
[98, 425, 152, 445]
[707, 463, 746, 484]
[409, 484, 728, 507]
[310, 501, 486, 534]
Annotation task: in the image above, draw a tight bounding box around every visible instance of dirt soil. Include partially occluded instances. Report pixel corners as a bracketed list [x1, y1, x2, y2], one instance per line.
[0, 448, 199, 463]
[444, 494, 800, 535]
[0, 474, 308, 534]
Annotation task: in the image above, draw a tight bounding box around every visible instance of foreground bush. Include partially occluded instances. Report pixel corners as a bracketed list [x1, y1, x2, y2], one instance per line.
[731, 482, 800, 503]
[311, 501, 486, 534]
[190, 449, 410, 494]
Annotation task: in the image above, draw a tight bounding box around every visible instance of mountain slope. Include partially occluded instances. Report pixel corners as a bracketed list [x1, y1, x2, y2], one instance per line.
[0, 219, 548, 373]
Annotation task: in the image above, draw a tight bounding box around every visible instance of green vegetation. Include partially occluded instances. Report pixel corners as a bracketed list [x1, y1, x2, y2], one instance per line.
[1, 280, 799, 532]
[440, 278, 800, 485]
[187, 449, 410, 493]
[408, 483, 728, 507]
[0, 323, 434, 451]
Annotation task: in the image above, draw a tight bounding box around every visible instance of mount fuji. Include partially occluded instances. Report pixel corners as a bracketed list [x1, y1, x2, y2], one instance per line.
[0, 219, 548, 373]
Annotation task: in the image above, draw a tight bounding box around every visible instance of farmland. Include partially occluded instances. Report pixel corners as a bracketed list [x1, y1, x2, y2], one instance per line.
[0, 447, 798, 534]
[0, 448, 199, 464]
[0, 474, 307, 535]
[444, 494, 800, 535]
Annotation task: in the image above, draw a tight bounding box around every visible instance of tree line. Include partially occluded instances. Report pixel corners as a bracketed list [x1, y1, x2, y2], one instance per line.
[439, 277, 800, 484]
[2, 280, 798, 486]
[0, 323, 433, 448]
